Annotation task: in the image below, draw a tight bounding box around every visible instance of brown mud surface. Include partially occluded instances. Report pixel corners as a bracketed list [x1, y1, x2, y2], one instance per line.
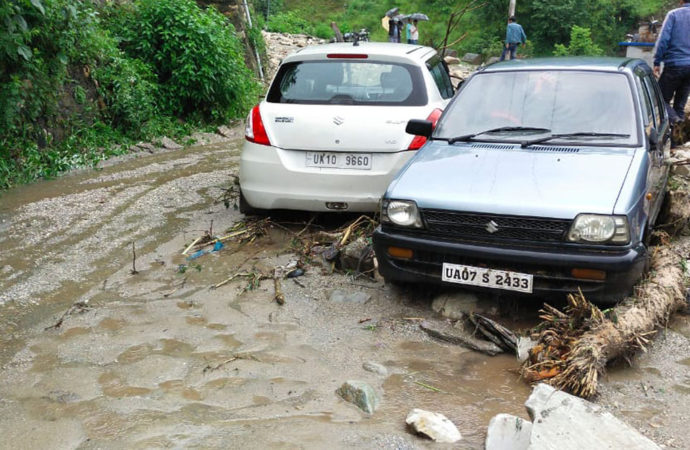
[0, 130, 688, 449]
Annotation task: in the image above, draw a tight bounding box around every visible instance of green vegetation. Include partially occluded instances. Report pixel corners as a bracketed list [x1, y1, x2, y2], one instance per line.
[266, 0, 670, 58]
[553, 26, 603, 56]
[0, 0, 261, 190]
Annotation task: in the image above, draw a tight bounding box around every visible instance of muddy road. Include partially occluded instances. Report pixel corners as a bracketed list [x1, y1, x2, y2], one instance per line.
[0, 130, 688, 449]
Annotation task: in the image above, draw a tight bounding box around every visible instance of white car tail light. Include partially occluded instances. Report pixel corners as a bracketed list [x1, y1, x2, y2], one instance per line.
[408, 108, 443, 150]
[245, 105, 271, 146]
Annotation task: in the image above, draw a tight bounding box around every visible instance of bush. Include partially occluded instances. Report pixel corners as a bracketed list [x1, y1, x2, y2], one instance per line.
[266, 11, 312, 35]
[553, 26, 603, 56]
[115, 0, 260, 120]
[93, 56, 157, 132]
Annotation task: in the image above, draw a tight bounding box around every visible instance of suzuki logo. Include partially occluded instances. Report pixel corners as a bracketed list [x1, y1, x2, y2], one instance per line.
[485, 220, 499, 234]
[333, 116, 344, 126]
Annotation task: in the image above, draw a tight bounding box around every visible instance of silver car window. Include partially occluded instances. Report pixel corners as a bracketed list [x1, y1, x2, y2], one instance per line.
[267, 61, 428, 106]
[436, 70, 637, 145]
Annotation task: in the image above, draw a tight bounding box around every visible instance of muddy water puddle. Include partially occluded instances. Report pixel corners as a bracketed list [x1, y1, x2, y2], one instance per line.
[0, 134, 588, 448]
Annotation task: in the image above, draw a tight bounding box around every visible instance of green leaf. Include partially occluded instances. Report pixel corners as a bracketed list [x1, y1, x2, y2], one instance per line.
[30, 0, 45, 15]
[17, 45, 31, 61]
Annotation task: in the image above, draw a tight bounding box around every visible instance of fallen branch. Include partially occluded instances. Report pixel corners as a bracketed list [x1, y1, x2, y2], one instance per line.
[522, 238, 690, 398]
[45, 301, 90, 330]
[420, 319, 504, 356]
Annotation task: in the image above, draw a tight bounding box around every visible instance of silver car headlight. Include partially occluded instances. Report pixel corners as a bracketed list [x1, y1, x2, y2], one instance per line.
[567, 214, 629, 244]
[382, 200, 423, 228]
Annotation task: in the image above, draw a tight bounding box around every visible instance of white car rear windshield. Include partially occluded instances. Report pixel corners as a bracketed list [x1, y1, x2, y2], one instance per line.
[436, 70, 637, 145]
[267, 60, 428, 106]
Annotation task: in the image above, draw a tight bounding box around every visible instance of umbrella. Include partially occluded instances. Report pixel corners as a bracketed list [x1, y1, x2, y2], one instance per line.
[385, 7, 399, 17]
[409, 13, 429, 21]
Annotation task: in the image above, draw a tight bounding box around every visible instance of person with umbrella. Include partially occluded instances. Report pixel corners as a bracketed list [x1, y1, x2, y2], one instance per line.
[409, 19, 419, 44]
[407, 14, 428, 44]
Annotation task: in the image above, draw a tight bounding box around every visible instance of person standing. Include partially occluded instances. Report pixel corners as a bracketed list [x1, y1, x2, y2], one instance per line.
[409, 19, 419, 44]
[388, 18, 398, 43]
[500, 16, 526, 61]
[406, 18, 413, 44]
[653, 0, 690, 124]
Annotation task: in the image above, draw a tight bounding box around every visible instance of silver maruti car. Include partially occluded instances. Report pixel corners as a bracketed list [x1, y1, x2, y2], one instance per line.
[373, 57, 670, 303]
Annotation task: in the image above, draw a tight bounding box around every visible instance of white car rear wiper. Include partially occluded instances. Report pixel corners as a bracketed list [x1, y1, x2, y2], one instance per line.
[447, 127, 551, 144]
[520, 132, 630, 148]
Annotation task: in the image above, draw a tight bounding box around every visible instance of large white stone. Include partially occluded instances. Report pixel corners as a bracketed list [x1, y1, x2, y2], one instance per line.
[485, 413, 532, 450]
[406, 408, 462, 443]
[525, 384, 660, 449]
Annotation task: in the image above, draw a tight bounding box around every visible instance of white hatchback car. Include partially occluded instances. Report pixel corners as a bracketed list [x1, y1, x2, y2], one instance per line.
[239, 42, 454, 213]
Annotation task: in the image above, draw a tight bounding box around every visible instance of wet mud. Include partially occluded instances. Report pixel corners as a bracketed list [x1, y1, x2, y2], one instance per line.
[0, 131, 688, 449]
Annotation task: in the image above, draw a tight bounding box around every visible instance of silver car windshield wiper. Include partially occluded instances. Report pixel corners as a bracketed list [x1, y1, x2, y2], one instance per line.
[446, 127, 551, 144]
[520, 132, 630, 148]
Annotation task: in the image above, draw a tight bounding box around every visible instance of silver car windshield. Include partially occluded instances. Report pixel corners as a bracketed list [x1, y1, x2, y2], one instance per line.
[436, 70, 637, 145]
[267, 61, 428, 106]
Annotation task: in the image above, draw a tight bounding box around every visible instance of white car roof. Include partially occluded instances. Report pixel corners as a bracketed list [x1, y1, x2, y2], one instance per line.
[282, 42, 438, 66]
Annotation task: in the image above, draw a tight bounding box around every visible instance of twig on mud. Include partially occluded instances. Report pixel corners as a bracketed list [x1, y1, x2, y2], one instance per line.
[413, 380, 447, 394]
[131, 242, 138, 275]
[203, 356, 239, 373]
[182, 237, 202, 255]
[163, 276, 188, 297]
[44, 301, 90, 330]
[212, 272, 251, 289]
[274, 268, 285, 305]
[296, 214, 318, 237]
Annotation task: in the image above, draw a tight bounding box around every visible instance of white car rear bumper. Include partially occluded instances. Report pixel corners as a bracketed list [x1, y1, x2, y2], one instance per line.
[239, 141, 415, 212]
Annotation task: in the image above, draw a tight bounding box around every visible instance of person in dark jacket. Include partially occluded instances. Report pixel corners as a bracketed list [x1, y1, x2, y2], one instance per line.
[388, 18, 401, 43]
[654, 0, 690, 123]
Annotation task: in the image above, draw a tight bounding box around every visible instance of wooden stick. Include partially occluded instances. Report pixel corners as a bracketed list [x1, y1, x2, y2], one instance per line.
[131, 242, 138, 274]
[182, 237, 202, 255]
[274, 268, 285, 305]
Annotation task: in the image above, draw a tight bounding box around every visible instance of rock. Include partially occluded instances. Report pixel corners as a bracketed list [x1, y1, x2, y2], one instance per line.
[362, 361, 388, 376]
[487, 56, 501, 65]
[405, 408, 462, 443]
[462, 52, 482, 65]
[339, 236, 374, 273]
[217, 125, 234, 138]
[445, 49, 458, 58]
[444, 56, 461, 65]
[672, 163, 690, 177]
[485, 413, 532, 450]
[160, 137, 182, 150]
[336, 380, 380, 414]
[137, 142, 156, 153]
[329, 289, 371, 304]
[525, 384, 660, 449]
[420, 319, 503, 355]
[431, 292, 478, 319]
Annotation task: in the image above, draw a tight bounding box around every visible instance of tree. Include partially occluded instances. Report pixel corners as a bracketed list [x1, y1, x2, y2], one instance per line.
[553, 25, 603, 56]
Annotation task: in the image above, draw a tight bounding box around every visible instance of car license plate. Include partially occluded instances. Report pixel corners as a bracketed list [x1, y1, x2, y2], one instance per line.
[306, 152, 372, 170]
[442, 263, 533, 293]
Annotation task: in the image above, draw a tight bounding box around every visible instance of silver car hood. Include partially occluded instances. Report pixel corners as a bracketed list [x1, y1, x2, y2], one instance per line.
[388, 142, 636, 219]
